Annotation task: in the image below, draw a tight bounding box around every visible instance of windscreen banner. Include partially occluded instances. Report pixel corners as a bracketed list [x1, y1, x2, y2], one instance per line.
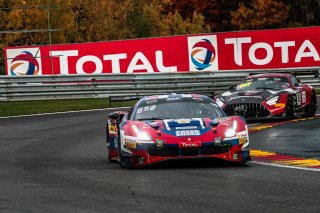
[4, 26, 320, 76]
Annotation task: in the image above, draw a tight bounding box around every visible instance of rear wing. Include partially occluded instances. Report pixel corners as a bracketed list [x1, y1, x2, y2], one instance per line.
[288, 70, 319, 78]
[248, 70, 319, 78]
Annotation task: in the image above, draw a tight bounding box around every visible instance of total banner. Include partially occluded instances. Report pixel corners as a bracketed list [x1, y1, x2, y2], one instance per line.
[4, 26, 320, 76]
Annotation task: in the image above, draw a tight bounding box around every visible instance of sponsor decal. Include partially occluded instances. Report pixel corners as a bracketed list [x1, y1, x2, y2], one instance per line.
[239, 137, 247, 144]
[125, 142, 136, 149]
[220, 120, 232, 126]
[233, 154, 239, 160]
[237, 82, 252, 89]
[175, 119, 191, 124]
[176, 130, 200, 136]
[228, 96, 263, 101]
[156, 139, 165, 148]
[213, 118, 232, 126]
[5, 27, 320, 76]
[300, 91, 307, 104]
[274, 103, 286, 108]
[181, 94, 193, 98]
[179, 141, 201, 148]
[188, 35, 218, 71]
[137, 157, 144, 165]
[236, 131, 247, 138]
[124, 136, 138, 149]
[138, 125, 150, 130]
[222, 28, 320, 69]
[7, 48, 42, 76]
[146, 100, 158, 105]
[148, 95, 169, 99]
[175, 126, 198, 130]
[166, 97, 182, 101]
[108, 125, 117, 134]
[214, 137, 221, 145]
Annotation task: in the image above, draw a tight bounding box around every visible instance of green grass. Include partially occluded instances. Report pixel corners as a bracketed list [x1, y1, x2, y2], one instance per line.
[317, 88, 320, 94]
[0, 98, 137, 117]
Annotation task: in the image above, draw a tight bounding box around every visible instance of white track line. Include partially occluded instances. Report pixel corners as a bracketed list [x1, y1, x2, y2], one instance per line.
[0, 107, 130, 119]
[250, 161, 320, 172]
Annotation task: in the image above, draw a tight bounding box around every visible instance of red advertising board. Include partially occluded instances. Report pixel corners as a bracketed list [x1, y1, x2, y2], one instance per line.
[4, 27, 320, 76]
[217, 27, 320, 70]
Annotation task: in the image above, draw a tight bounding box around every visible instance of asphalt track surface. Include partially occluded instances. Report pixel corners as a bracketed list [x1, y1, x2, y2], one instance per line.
[250, 118, 320, 159]
[0, 106, 320, 212]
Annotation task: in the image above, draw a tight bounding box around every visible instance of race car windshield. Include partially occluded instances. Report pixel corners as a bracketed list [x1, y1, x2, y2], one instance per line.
[133, 98, 225, 120]
[236, 77, 290, 91]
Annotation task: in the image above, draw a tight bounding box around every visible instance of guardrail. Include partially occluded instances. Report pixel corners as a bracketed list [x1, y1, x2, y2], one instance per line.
[0, 70, 319, 102]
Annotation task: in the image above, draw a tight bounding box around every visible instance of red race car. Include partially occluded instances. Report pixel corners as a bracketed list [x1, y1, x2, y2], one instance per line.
[215, 73, 318, 120]
[106, 94, 250, 168]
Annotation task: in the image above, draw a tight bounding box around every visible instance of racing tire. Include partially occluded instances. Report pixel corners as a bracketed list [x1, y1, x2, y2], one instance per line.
[284, 96, 294, 120]
[106, 124, 112, 162]
[304, 92, 317, 117]
[117, 135, 126, 168]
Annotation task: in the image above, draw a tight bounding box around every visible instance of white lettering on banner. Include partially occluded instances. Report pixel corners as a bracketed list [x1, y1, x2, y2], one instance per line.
[103, 53, 127, 74]
[225, 37, 320, 66]
[295, 40, 320, 62]
[156, 51, 177, 72]
[49, 50, 177, 74]
[225, 37, 251, 66]
[127, 52, 154, 73]
[76, 55, 103, 74]
[249, 42, 273, 65]
[51, 50, 78, 75]
[274, 41, 295, 63]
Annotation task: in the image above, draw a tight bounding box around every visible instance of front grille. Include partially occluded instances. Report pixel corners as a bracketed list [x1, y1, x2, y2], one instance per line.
[147, 145, 231, 157]
[147, 147, 179, 156]
[224, 103, 269, 118]
[181, 148, 199, 156]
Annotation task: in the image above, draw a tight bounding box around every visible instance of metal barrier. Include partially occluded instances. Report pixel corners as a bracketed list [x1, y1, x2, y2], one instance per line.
[0, 70, 319, 102]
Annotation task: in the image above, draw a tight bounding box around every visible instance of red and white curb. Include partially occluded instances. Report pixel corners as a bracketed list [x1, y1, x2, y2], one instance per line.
[249, 115, 320, 171]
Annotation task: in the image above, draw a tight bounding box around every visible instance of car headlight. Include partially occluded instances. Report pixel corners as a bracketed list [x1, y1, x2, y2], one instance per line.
[266, 96, 279, 105]
[215, 98, 225, 108]
[137, 132, 152, 141]
[225, 120, 237, 138]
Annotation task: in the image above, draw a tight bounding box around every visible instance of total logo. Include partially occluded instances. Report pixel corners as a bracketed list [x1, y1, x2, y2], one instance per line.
[7, 48, 42, 76]
[188, 35, 219, 71]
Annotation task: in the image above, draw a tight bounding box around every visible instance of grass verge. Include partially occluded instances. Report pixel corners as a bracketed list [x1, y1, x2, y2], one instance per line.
[0, 98, 137, 117]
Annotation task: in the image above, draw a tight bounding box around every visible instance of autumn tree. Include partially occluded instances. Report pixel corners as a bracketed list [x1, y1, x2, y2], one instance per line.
[162, 0, 238, 32]
[230, 0, 290, 30]
[287, 0, 320, 27]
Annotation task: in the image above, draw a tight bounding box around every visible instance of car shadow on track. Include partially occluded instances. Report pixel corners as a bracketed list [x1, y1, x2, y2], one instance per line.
[125, 158, 252, 170]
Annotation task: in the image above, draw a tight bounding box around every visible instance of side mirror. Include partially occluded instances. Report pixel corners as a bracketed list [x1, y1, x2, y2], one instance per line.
[228, 86, 235, 91]
[209, 120, 220, 127]
[234, 107, 246, 117]
[109, 112, 120, 124]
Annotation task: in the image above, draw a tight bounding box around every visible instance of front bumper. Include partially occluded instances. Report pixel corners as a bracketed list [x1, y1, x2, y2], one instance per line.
[120, 139, 250, 167]
[223, 102, 286, 120]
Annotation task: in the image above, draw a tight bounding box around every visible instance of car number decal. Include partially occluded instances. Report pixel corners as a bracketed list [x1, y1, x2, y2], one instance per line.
[301, 91, 306, 104]
[237, 82, 252, 89]
[296, 92, 301, 106]
[176, 130, 200, 136]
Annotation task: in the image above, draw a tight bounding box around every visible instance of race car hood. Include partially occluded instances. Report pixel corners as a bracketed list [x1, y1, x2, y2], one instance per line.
[160, 118, 207, 137]
[219, 89, 282, 104]
[122, 117, 246, 145]
[128, 118, 210, 137]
